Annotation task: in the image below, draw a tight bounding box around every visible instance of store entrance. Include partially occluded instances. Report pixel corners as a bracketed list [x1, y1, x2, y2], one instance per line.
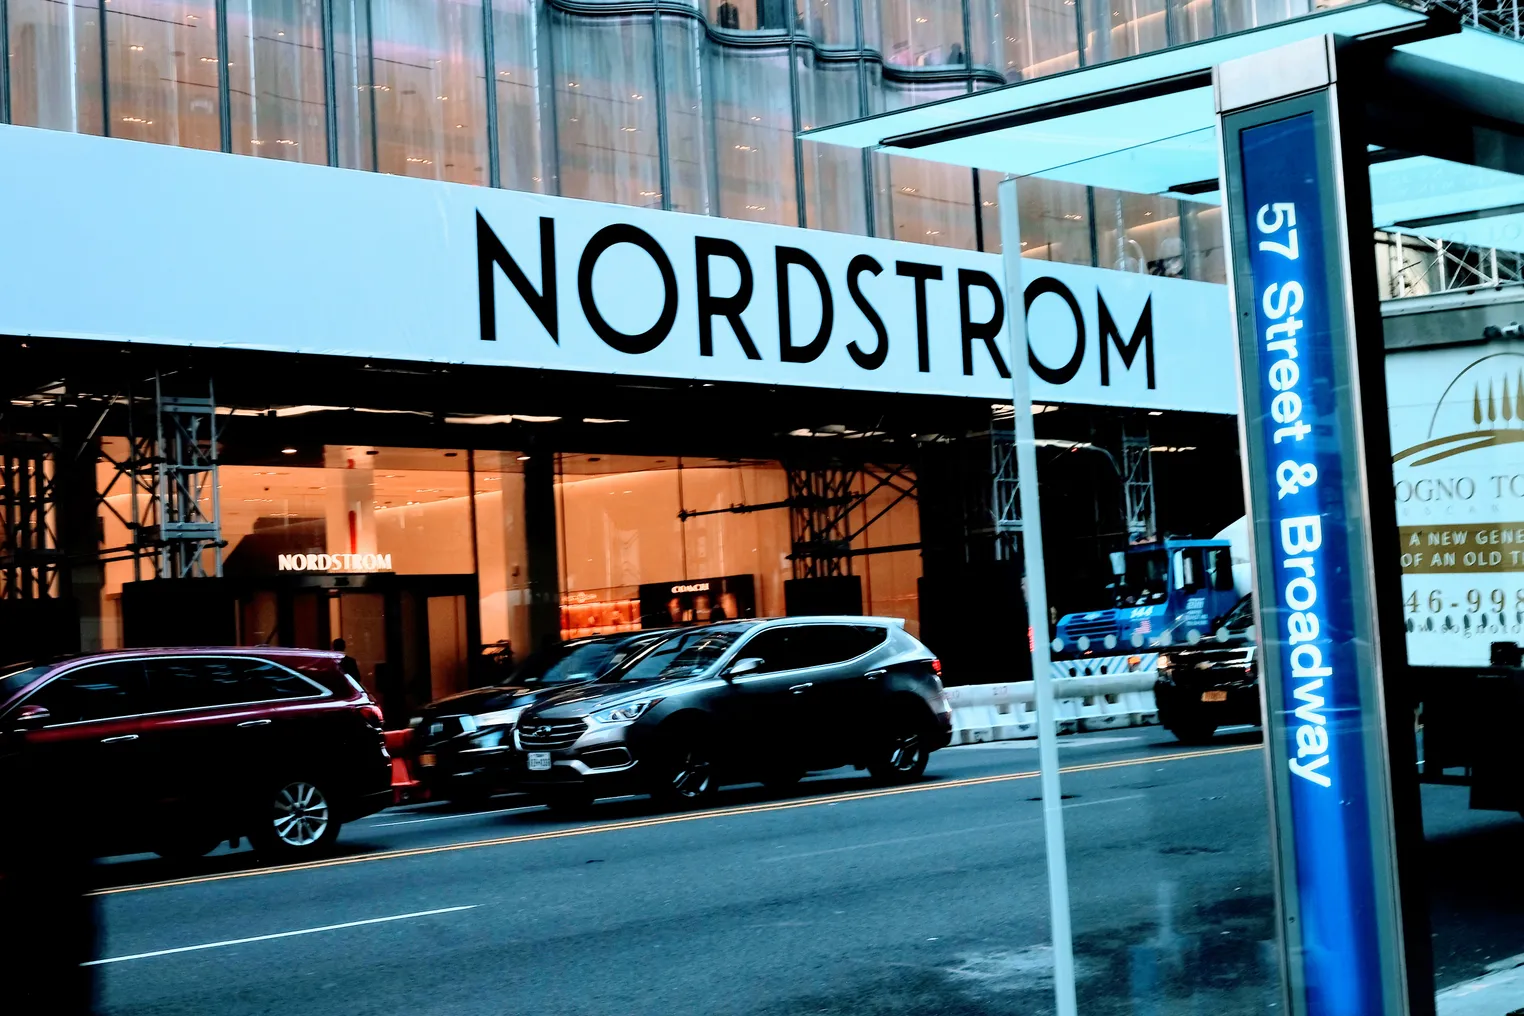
[232, 573, 481, 724]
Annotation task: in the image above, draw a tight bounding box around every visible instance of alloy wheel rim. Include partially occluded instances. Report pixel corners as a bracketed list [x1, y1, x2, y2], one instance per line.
[273, 781, 331, 847]
[672, 750, 712, 797]
[888, 733, 923, 772]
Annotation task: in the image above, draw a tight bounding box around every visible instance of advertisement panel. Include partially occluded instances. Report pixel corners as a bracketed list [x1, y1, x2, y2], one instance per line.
[1388, 336, 1524, 667]
[0, 124, 1237, 413]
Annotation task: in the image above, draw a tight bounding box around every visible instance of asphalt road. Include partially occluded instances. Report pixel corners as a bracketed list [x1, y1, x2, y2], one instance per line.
[85, 727, 1522, 1016]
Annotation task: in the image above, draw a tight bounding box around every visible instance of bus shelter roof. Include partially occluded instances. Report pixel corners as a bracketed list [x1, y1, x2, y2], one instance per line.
[800, 1, 1524, 253]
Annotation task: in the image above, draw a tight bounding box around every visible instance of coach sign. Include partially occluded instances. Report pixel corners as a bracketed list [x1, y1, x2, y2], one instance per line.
[0, 124, 1234, 413]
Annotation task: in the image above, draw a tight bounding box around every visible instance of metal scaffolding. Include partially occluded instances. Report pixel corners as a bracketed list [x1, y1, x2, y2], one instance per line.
[0, 432, 63, 600]
[1377, 231, 1524, 299]
[1122, 432, 1157, 544]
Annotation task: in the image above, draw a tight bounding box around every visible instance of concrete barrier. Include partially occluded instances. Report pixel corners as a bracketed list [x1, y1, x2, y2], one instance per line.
[946, 666, 1160, 745]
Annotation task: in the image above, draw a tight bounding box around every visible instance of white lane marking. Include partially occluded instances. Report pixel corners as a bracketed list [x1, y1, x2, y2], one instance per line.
[370, 805, 543, 827]
[763, 794, 1145, 863]
[943, 735, 1142, 751]
[84, 905, 479, 966]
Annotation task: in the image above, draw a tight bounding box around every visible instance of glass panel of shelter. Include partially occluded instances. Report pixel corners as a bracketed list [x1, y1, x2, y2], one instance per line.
[1358, 65, 1524, 1014]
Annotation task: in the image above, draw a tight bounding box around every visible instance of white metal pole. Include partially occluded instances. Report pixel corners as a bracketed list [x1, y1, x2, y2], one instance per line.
[997, 175, 1078, 1016]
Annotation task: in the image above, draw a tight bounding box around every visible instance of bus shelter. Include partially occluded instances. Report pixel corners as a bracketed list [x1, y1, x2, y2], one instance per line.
[804, 4, 1524, 1014]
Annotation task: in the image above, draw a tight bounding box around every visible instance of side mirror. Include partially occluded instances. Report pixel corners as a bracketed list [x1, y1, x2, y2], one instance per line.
[12, 704, 51, 731]
[726, 657, 765, 678]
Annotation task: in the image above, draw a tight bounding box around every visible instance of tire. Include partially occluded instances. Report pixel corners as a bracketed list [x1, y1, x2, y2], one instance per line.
[249, 778, 343, 861]
[1167, 715, 1218, 745]
[648, 728, 719, 808]
[867, 709, 932, 785]
[152, 835, 221, 862]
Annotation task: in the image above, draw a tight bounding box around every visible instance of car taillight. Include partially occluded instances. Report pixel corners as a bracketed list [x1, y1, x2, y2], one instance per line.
[930, 658, 942, 676]
[359, 703, 385, 728]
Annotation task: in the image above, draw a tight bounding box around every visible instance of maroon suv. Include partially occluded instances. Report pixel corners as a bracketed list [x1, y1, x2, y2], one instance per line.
[0, 648, 392, 861]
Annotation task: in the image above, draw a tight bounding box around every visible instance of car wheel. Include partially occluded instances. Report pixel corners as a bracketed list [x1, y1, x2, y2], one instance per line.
[152, 835, 222, 862]
[650, 731, 718, 807]
[867, 712, 931, 785]
[250, 779, 342, 860]
[1167, 716, 1218, 744]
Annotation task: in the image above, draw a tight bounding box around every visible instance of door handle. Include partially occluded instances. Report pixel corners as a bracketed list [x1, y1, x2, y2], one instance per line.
[237, 719, 273, 728]
[100, 734, 139, 744]
[789, 683, 813, 694]
[864, 669, 887, 680]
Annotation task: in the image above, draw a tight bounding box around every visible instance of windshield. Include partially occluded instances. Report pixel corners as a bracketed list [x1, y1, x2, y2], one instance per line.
[1123, 549, 1169, 606]
[609, 629, 744, 682]
[0, 664, 51, 702]
[507, 641, 624, 687]
[1220, 595, 1255, 633]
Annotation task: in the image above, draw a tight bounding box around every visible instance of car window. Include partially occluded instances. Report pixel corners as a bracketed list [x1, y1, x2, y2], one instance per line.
[146, 657, 327, 711]
[511, 641, 624, 686]
[0, 664, 51, 702]
[641, 629, 745, 679]
[609, 631, 708, 682]
[25, 660, 149, 724]
[738, 625, 882, 673]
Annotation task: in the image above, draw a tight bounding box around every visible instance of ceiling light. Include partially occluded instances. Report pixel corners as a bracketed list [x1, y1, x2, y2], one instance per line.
[281, 447, 297, 454]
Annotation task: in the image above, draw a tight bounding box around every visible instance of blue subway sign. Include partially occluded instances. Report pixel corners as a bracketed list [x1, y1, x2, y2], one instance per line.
[1235, 109, 1390, 1016]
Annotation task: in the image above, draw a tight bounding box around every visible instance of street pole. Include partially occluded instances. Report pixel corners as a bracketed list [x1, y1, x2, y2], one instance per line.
[998, 175, 1079, 1016]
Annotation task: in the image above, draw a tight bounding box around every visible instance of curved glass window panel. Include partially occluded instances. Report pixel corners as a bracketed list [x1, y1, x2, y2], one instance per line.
[708, 0, 792, 32]
[1082, 0, 1169, 64]
[227, 0, 328, 162]
[493, 0, 549, 192]
[798, 50, 867, 235]
[1217, 0, 1304, 34]
[1001, 0, 1080, 81]
[800, 0, 855, 46]
[875, 79, 977, 249]
[1169, 0, 1216, 45]
[106, 0, 221, 150]
[368, 0, 489, 185]
[330, 0, 375, 170]
[708, 42, 797, 225]
[661, 15, 713, 214]
[881, 0, 966, 67]
[553, 12, 662, 207]
[8, 0, 105, 134]
[1093, 187, 1182, 276]
[968, 0, 1002, 70]
[1183, 201, 1224, 283]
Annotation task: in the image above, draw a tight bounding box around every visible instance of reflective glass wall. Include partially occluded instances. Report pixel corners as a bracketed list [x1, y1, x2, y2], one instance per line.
[0, 0, 1315, 277]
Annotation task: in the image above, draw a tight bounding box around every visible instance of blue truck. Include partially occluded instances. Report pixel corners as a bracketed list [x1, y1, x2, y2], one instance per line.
[1053, 536, 1244, 657]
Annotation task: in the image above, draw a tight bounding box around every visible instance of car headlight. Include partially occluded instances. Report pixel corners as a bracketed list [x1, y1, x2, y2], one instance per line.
[1156, 655, 1171, 672]
[407, 715, 423, 728]
[590, 698, 663, 725]
[473, 706, 525, 729]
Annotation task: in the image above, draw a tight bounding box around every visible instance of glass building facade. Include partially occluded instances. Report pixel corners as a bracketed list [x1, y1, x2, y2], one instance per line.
[0, 0, 1313, 277]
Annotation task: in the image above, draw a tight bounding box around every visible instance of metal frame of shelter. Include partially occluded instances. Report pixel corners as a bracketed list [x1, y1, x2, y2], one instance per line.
[803, 3, 1524, 1015]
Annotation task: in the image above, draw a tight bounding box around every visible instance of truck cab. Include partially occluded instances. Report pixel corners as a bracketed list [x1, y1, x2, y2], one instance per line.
[1054, 539, 1239, 657]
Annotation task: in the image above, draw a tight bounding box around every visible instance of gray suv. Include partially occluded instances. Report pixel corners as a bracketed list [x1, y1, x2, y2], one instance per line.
[512, 617, 952, 809]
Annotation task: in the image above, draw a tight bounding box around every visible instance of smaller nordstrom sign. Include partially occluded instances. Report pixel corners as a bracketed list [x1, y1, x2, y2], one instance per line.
[277, 553, 394, 573]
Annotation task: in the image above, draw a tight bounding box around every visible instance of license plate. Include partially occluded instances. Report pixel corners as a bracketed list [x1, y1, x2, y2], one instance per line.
[417, 752, 436, 768]
[527, 752, 552, 771]
[1201, 690, 1228, 703]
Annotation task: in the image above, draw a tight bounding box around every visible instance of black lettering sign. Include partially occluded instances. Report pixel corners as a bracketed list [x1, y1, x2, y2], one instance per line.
[577, 224, 678, 355]
[776, 246, 834, 364]
[958, 269, 1010, 378]
[895, 261, 942, 373]
[1025, 276, 1085, 385]
[478, 212, 557, 343]
[845, 254, 888, 371]
[1098, 293, 1155, 388]
[695, 236, 761, 360]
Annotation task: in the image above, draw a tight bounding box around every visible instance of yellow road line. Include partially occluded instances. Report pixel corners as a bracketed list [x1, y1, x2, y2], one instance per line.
[89, 743, 1258, 897]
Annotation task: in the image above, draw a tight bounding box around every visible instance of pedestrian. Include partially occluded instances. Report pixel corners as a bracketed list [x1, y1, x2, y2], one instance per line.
[332, 638, 361, 681]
